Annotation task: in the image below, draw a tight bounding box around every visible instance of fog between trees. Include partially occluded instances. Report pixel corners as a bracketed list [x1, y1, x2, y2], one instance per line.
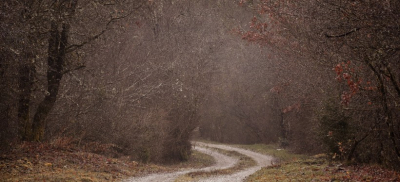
[1, 0, 400, 168]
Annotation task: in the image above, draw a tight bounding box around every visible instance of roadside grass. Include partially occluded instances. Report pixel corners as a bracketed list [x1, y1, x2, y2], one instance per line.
[175, 147, 256, 181]
[246, 157, 335, 182]
[235, 143, 400, 182]
[246, 158, 400, 182]
[0, 141, 215, 182]
[196, 141, 399, 181]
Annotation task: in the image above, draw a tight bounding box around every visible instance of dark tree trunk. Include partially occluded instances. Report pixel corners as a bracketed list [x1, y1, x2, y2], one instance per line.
[366, 59, 400, 159]
[280, 112, 285, 139]
[17, 60, 35, 140]
[31, 22, 69, 141]
[346, 133, 368, 163]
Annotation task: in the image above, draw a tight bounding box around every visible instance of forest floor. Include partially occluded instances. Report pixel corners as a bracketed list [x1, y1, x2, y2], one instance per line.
[246, 158, 400, 181]
[1, 140, 399, 182]
[0, 140, 214, 182]
[237, 144, 400, 182]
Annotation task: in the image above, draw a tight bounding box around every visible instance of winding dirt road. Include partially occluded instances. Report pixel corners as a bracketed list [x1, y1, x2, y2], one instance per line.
[123, 142, 273, 182]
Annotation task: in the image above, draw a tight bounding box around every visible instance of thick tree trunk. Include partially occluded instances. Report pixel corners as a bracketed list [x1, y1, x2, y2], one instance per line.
[31, 22, 68, 141]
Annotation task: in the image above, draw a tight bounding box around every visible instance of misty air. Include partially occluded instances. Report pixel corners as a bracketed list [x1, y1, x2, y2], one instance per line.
[1, 0, 400, 181]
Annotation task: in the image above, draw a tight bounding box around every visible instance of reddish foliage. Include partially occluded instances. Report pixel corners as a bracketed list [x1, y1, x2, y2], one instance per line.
[135, 21, 142, 28]
[333, 61, 370, 106]
[282, 102, 301, 114]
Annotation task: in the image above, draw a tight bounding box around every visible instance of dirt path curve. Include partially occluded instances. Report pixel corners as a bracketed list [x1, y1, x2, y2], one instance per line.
[123, 142, 272, 182]
[195, 142, 273, 182]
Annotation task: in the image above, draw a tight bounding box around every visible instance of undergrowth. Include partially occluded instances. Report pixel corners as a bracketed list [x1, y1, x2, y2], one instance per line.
[0, 138, 215, 182]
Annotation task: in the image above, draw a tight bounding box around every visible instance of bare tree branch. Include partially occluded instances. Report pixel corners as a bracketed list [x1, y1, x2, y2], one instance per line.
[66, 10, 137, 53]
[325, 28, 360, 38]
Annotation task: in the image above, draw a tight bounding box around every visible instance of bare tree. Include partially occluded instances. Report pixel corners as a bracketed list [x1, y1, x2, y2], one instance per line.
[1, 0, 149, 142]
[238, 0, 400, 166]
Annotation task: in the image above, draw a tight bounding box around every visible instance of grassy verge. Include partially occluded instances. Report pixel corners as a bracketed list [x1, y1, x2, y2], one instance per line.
[175, 147, 256, 181]
[234, 143, 399, 181]
[246, 158, 400, 181]
[0, 141, 215, 182]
